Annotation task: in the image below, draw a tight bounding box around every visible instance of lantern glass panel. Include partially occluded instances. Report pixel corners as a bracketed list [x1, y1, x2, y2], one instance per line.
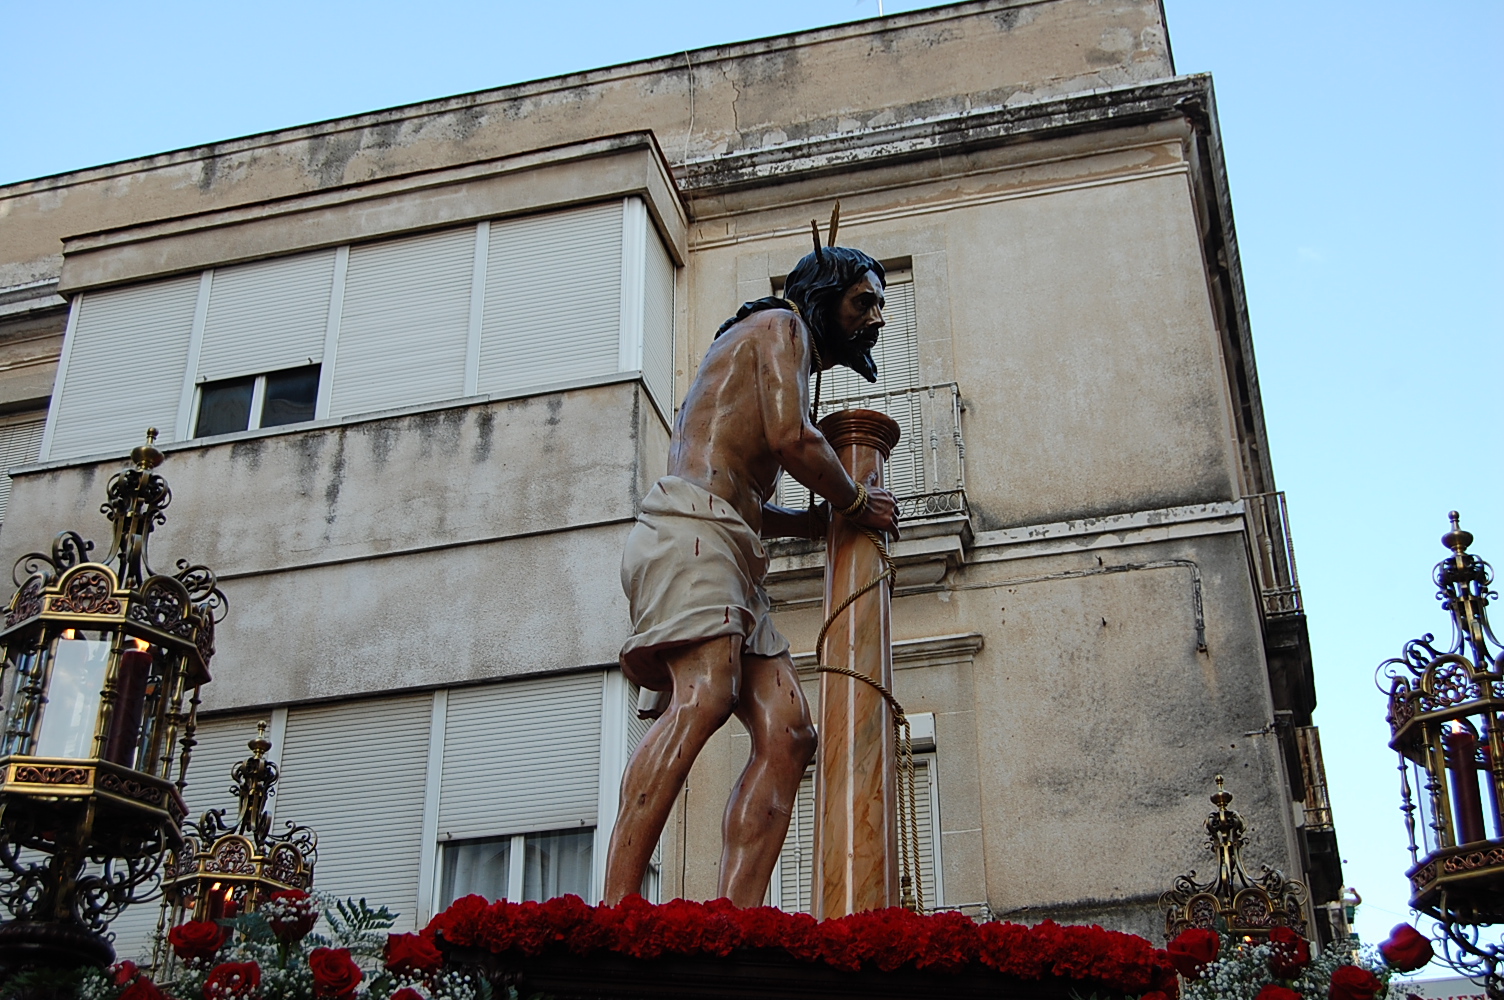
[1413, 755, 1442, 856]
[0, 649, 41, 755]
[34, 631, 111, 759]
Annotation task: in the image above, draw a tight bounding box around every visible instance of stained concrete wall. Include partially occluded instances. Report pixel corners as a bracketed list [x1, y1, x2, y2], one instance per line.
[0, 378, 668, 709]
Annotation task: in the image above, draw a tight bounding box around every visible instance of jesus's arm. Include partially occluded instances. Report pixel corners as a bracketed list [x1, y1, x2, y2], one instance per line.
[755, 313, 899, 537]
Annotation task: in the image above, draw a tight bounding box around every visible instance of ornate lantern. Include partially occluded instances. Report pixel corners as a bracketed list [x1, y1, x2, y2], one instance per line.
[1378, 512, 1502, 997]
[152, 719, 316, 967]
[1162, 775, 1309, 941]
[0, 430, 225, 967]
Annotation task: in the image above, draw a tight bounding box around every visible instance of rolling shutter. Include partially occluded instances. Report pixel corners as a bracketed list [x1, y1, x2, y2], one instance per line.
[776, 767, 817, 912]
[478, 203, 623, 395]
[107, 713, 264, 962]
[0, 417, 46, 524]
[438, 672, 603, 841]
[45, 277, 200, 461]
[275, 696, 432, 928]
[197, 251, 336, 383]
[641, 224, 675, 415]
[775, 757, 936, 913]
[329, 227, 474, 418]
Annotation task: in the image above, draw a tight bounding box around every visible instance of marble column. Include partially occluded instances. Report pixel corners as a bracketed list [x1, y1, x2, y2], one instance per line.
[813, 408, 901, 919]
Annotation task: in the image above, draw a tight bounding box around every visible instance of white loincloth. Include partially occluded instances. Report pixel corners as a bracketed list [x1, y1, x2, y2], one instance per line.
[619, 476, 790, 691]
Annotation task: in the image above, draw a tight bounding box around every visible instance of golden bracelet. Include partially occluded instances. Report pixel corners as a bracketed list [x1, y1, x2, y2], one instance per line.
[835, 483, 869, 519]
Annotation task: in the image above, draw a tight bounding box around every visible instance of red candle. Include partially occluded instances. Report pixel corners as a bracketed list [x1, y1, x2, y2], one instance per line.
[103, 647, 152, 766]
[1444, 724, 1487, 845]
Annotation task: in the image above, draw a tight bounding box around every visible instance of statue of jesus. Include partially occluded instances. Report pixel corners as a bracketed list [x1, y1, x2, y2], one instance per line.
[604, 235, 901, 907]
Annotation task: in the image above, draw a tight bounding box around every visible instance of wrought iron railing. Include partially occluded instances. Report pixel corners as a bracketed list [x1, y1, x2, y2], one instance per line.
[776, 383, 967, 521]
[1243, 491, 1303, 616]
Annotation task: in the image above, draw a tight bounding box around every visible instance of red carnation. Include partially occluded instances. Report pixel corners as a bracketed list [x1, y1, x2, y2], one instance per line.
[167, 919, 229, 963]
[309, 947, 364, 998]
[386, 932, 444, 976]
[1380, 923, 1434, 972]
[264, 888, 320, 944]
[110, 961, 139, 986]
[203, 961, 260, 999]
[1167, 927, 1220, 979]
[1269, 926, 1312, 977]
[1329, 964, 1382, 1000]
[391, 990, 424, 1000]
[1142, 994, 1171, 1000]
[118, 978, 166, 1000]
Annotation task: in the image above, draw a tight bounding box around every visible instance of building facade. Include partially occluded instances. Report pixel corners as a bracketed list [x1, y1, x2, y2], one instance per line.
[0, 0, 1341, 958]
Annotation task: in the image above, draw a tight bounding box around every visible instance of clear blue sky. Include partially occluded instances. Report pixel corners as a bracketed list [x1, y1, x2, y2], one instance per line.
[3, 0, 1501, 965]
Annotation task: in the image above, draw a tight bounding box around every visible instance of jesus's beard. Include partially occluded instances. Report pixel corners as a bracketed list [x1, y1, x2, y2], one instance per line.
[831, 325, 881, 382]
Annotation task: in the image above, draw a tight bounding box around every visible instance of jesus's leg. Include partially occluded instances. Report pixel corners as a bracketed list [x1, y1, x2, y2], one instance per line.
[718, 651, 817, 906]
[603, 635, 742, 905]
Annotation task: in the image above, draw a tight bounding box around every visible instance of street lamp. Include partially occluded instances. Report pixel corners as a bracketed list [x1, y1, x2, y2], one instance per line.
[0, 430, 225, 968]
[1379, 512, 1502, 999]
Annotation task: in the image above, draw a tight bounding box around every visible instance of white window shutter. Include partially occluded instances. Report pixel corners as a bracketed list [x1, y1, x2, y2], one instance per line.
[641, 221, 675, 415]
[776, 767, 817, 913]
[274, 696, 433, 929]
[329, 228, 474, 418]
[197, 250, 336, 383]
[45, 277, 201, 461]
[107, 713, 264, 962]
[0, 418, 46, 524]
[775, 757, 937, 913]
[478, 204, 623, 395]
[438, 672, 603, 842]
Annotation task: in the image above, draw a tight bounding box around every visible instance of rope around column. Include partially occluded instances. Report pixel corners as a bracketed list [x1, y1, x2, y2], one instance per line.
[810, 526, 924, 915]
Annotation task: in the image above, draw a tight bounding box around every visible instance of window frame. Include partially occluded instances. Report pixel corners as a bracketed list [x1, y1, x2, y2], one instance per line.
[191, 364, 320, 439]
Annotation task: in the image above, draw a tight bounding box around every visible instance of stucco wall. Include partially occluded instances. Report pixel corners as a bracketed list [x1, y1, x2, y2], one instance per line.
[0, 379, 668, 708]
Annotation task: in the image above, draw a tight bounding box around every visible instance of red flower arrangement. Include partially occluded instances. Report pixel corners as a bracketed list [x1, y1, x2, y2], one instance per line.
[1329, 963, 1382, 1000]
[425, 894, 1180, 997]
[1379, 923, 1433, 972]
[309, 947, 364, 998]
[1166, 928, 1220, 979]
[1255, 986, 1301, 1000]
[386, 932, 445, 977]
[1267, 926, 1311, 978]
[110, 960, 168, 1000]
[167, 919, 229, 964]
[202, 961, 260, 999]
[263, 888, 321, 944]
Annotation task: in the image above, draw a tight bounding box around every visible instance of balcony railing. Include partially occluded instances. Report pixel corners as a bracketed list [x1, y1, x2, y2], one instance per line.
[776, 383, 967, 522]
[1243, 490, 1303, 616]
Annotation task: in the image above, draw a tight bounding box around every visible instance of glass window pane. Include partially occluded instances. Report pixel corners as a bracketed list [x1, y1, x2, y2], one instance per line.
[523, 828, 593, 902]
[195, 378, 254, 437]
[260, 365, 320, 428]
[35, 633, 112, 759]
[439, 836, 511, 909]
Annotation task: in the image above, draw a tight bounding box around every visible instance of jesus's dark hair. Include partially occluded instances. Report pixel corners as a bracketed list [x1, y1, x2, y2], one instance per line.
[714, 246, 885, 381]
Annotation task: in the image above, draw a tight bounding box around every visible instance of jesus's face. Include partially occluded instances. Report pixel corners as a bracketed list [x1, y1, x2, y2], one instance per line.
[835, 269, 886, 348]
[824, 269, 885, 382]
